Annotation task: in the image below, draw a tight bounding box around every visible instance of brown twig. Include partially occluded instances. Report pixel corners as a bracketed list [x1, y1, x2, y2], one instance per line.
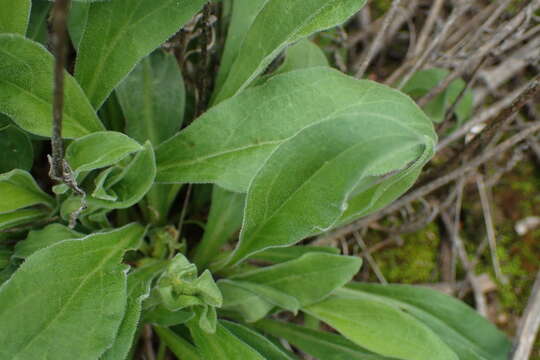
[49, 0, 86, 228]
[354, 0, 402, 78]
[511, 271, 540, 360]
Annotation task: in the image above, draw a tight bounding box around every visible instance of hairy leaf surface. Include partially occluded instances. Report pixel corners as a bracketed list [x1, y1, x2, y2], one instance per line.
[304, 289, 458, 360]
[0, 34, 104, 138]
[346, 283, 511, 360]
[0, 170, 54, 214]
[0, 224, 145, 360]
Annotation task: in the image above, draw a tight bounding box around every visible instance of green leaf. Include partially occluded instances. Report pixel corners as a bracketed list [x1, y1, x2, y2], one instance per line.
[222, 320, 298, 360]
[87, 141, 156, 210]
[401, 68, 473, 124]
[75, 0, 206, 109]
[0, 169, 54, 214]
[250, 245, 339, 264]
[230, 118, 431, 263]
[346, 283, 512, 360]
[213, 0, 367, 103]
[255, 319, 395, 360]
[0, 208, 48, 231]
[0, 0, 30, 35]
[189, 321, 266, 360]
[154, 326, 201, 360]
[0, 124, 33, 173]
[214, 0, 268, 93]
[14, 223, 84, 259]
[117, 50, 185, 145]
[101, 262, 166, 360]
[27, 0, 50, 44]
[230, 253, 361, 306]
[303, 289, 458, 360]
[156, 68, 434, 192]
[65, 131, 143, 174]
[192, 186, 245, 268]
[274, 39, 329, 75]
[0, 34, 104, 138]
[0, 224, 145, 360]
[218, 280, 275, 323]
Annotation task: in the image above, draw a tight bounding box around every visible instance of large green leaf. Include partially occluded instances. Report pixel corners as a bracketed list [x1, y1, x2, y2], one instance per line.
[0, 0, 30, 35]
[75, 0, 206, 109]
[0, 169, 54, 214]
[255, 319, 395, 360]
[230, 253, 361, 306]
[0, 124, 33, 173]
[0, 224, 145, 360]
[117, 50, 185, 145]
[101, 262, 166, 360]
[189, 321, 266, 360]
[213, 0, 367, 103]
[14, 223, 84, 259]
[156, 68, 435, 192]
[230, 118, 431, 263]
[303, 289, 458, 360]
[222, 321, 298, 360]
[0, 34, 104, 138]
[346, 283, 511, 360]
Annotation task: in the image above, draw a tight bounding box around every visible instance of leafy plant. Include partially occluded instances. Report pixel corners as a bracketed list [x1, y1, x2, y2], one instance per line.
[0, 1, 510, 359]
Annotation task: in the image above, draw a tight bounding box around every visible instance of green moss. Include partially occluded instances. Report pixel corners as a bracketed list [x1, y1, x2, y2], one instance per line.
[371, 223, 440, 284]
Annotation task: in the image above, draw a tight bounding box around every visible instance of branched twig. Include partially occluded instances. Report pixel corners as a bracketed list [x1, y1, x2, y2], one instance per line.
[49, 0, 86, 228]
[354, 0, 402, 78]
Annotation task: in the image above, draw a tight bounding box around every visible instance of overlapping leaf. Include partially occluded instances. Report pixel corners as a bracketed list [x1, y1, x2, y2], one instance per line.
[213, 0, 367, 103]
[0, 124, 33, 173]
[157, 68, 434, 192]
[0, 224, 145, 360]
[346, 283, 511, 360]
[0, 34, 104, 138]
[303, 289, 458, 360]
[75, 0, 206, 108]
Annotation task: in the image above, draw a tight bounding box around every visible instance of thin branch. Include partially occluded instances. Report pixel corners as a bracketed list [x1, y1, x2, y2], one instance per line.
[353, 232, 388, 285]
[354, 0, 402, 78]
[476, 175, 508, 284]
[49, 0, 70, 179]
[511, 271, 540, 360]
[49, 0, 86, 228]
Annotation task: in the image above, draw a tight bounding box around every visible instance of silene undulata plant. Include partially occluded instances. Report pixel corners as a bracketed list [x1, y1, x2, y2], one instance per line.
[0, 0, 511, 359]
